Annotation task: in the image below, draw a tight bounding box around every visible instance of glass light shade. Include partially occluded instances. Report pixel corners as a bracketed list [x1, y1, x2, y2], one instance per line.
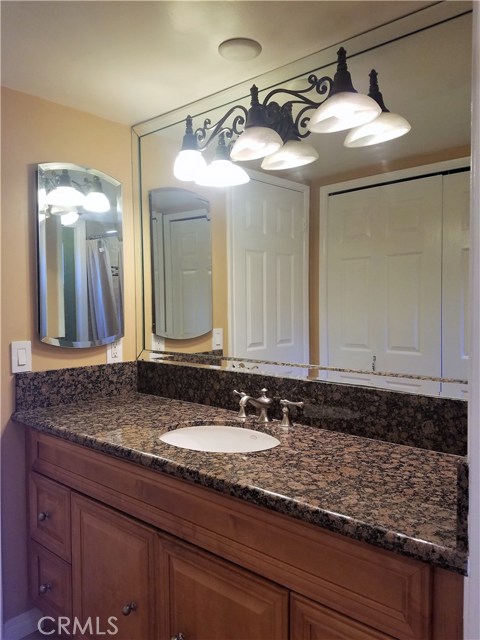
[230, 126, 283, 161]
[46, 185, 86, 207]
[83, 191, 110, 213]
[37, 188, 47, 210]
[308, 92, 382, 133]
[195, 159, 250, 187]
[261, 140, 319, 170]
[173, 149, 207, 182]
[343, 112, 411, 147]
[60, 210, 79, 226]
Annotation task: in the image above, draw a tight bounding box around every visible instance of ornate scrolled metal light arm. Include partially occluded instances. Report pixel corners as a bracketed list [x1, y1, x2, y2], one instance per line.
[194, 106, 248, 150]
[191, 73, 334, 151]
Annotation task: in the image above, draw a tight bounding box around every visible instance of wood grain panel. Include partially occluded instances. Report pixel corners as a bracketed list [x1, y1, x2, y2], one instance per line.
[29, 471, 71, 561]
[158, 532, 288, 640]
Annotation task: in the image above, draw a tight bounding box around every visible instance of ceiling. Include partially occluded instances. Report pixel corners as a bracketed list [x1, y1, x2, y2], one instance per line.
[2, 1, 472, 183]
[0, 0, 455, 125]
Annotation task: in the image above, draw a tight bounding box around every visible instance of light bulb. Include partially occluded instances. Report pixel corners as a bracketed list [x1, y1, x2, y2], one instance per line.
[230, 127, 283, 161]
[261, 140, 319, 170]
[195, 159, 250, 187]
[174, 149, 207, 182]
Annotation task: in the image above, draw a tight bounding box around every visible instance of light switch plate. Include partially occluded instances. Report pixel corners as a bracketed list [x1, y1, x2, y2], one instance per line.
[11, 340, 32, 373]
[212, 328, 223, 350]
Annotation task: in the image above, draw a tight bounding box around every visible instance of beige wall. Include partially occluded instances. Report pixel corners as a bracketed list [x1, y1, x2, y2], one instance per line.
[1, 87, 134, 621]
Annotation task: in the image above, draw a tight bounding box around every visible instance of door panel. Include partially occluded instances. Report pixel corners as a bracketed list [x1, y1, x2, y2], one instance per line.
[229, 177, 308, 363]
[327, 176, 442, 385]
[442, 171, 470, 395]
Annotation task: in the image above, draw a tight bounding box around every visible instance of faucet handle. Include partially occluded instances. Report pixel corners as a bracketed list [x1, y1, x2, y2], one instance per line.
[280, 399, 304, 427]
[233, 389, 248, 419]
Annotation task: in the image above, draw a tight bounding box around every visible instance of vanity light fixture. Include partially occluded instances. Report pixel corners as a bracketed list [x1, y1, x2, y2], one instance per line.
[195, 132, 249, 187]
[173, 47, 410, 186]
[174, 115, 207, 182]
[344, 69, 411, 147]
[45, 169, 86, 207]
[39, 169, 111, 215]
[307, 47, 381, 133]
[261, 103, 319, 170]
[83, 175, 111, 213]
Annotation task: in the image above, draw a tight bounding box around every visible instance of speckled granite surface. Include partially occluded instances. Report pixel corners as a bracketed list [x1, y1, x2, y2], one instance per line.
[15, 362, 137, 409]
[13, 393, 468, 575]
[138, 360, 468, 455]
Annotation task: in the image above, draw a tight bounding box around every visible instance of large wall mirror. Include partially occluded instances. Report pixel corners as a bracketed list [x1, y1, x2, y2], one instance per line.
[134, 3, 472, 395]
[36, 162, 123, 348]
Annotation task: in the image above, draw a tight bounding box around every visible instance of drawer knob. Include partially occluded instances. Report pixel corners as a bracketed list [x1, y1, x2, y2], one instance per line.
[121, 602, 137, 616]
[38, 511, 50, 522]
[171, 634, 185, 640]
[39, 583, 52, 594]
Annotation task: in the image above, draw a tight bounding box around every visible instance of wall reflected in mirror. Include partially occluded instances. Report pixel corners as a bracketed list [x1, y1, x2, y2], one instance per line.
[150, 188, 212, 340]
[37, 162, 123, 348]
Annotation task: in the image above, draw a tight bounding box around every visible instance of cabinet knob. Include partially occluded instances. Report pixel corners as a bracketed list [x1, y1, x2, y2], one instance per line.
[37, 511, 50, 522]
[39, 583, 52, 594]
[171, 634, 185, 640]
[121, 602, 137, 616]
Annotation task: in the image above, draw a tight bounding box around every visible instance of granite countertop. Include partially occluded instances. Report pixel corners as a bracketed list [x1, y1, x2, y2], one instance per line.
[13, 392, 468, 574]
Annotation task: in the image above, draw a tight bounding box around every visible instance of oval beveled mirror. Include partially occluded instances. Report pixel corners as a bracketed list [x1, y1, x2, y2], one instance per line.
[36, 162, 123, 348]
[149, 187, 212, 340]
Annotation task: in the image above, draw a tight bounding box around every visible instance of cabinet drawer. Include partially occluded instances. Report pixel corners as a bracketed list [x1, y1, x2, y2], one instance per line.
[291, 594, 395, 640]
[30, 540, 72, 619]
[29, 472, 71, 561]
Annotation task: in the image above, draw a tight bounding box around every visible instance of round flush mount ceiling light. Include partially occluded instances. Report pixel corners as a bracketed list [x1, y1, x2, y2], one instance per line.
[218, 38, 262, 61]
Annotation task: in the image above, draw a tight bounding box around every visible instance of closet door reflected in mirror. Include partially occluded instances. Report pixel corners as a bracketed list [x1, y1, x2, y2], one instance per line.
[36, 162, 123, 348]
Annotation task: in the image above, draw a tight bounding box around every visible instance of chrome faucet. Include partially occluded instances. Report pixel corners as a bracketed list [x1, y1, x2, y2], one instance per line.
[233, 388, 273, 423]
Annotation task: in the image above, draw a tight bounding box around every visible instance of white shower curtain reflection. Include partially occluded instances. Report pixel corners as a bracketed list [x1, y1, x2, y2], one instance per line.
[86, 238, 122, 341]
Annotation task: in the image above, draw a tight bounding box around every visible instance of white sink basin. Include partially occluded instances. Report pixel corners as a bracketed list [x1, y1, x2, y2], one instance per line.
[159, 425, 280, 453]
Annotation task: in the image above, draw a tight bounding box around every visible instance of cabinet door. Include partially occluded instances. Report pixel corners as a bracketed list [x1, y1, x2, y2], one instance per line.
[71, 494, 156, 640]
[290, 594, 394, 640]
[157, 532, 288, 640]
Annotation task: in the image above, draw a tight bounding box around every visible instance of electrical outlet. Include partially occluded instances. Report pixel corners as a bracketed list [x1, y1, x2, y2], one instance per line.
[107, 339, 123, 363]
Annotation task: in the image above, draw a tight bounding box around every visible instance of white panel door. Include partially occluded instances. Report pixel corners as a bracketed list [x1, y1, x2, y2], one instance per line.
[229, 177, 308, 365]
[379, 177, 442, 376]
[326, 176, 442, 388]
[164, 211, 212, 339]
[442, 170, 470, 397]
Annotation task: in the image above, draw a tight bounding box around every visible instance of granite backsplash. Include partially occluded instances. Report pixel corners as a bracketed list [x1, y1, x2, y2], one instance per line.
[14, 360, 467, 456]
[137, 360, 467, 456]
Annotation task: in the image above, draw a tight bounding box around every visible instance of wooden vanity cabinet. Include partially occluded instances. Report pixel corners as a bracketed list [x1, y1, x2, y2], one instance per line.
[71, 494, 156, 640]
[26, 429, 464, 640]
